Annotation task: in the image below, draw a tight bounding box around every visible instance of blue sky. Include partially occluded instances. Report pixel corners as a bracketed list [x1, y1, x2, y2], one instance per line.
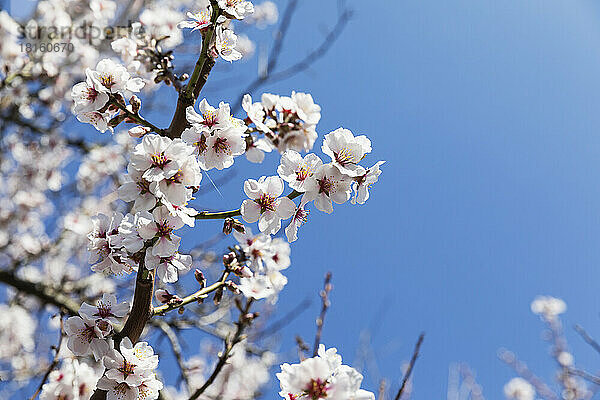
[8, 0, 600, 398]
[201, 0, 600, 398]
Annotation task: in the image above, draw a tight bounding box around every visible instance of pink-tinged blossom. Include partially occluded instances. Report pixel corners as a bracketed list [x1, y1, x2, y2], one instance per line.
[64, 316, 112, 361]
[291, 91, 321, 125]
[285, 199, 309, 243]
[129, 134, 194, 182]
[186, 100, 232, 133]
[277, 150, 322, 192]
[144, 249, 192, 283]
[178, 9, 212, 31]
[238, 275, 276, 300]
[88, 58, 144, 94]
[351, 161, 385, 205]
[137, 206, 184, 257]
[233, 228, 274, 270]
[242, 94, 271, 133]
[218, 0, 254, 19]
[118, 167, 156, 212]
[276, 345, 375, 400]
[71, 71, 108, 114]
[79, 293, 129, 326]
[96, 376, 139, 400]
[321, 128, 372, 177]
[103, 337, 154, 387]
[215, 27, 243, 62]
[117, 212, 147, 253]
[241, 176, 296, 234]
[200, 127, 246, 170]
[163, 201, 198, 228]
[76, 110, 112, 133]
[302, 164, 352, 214]
[150, 155, 201, 206]
[181, 126, 208, 156]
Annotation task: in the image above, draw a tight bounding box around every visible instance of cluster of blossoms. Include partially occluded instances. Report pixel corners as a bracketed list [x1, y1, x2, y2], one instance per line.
[71, 58, 145, 133]
[88, 133, 200, 283]
[64, 293, 162, 399]
[40, 358, 100, 400]
[503, 296, 591, 400]
[277, 344, 375, 400]
[182, 99, 247, 170]
[178, 0, 259, 62]
[242, 92, 323, 157]
[97, 338, 162, 400]
[240, 127, 384, 243]
[65, 293, 130, 360]
[530, 295, 567, 321]
[232, 228, 291, 301]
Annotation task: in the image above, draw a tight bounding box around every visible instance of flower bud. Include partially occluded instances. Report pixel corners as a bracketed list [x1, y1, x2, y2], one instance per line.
[128, 126, 151, 138]
[129, 95, 141, 113]
[194, 269, 206, 288]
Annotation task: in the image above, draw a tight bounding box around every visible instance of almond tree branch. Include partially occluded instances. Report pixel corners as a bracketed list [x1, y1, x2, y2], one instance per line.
[313, 272, 332, 356]
[168, 0, 220, 138]
[0, 269, 80, 316]
[107, 96, 166, 134]
[394, 333, 425, 400]
[152, 271, 230, 316]
[195, 190, 301, 220]
[188, 299, 254, 400]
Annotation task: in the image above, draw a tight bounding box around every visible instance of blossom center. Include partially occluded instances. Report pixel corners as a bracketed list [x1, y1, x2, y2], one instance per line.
[156, 220, 173, 238]
[86, 87, 99, 102]
[317, 177, 334, 196]
[98, 73, 116, 89]
[136, 179, 151, 194]
[79, 324, 97, 343]
[305, 378, 329, 399]
[295, 165, 312, 181]
[254, 193, 277, 213]
[202, 111, 218, 127]
[150, 152, 170, 168]
[166, 170, 183, 185]
[95, 301, 114, 319]
[213, 137, 231, 154]
[118, 360, 136, 379]
[334, 147, 357, 166]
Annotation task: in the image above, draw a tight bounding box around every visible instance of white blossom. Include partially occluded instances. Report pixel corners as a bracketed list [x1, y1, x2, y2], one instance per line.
[215, 27, 243, 62]
[241, 176, 296, 234]
[351, 161, 385, 205]
[218, 0, 254, 19]
[277, 344, 374, 400]
[531, 295, 566, 320]
[302, 164, 352, 214]
[321, 128, 372, 177]
[145, 249, 192, 283]
[138, 206, 184, 257]
[504, 377, 535, 400]
[277, 150, 322, 192]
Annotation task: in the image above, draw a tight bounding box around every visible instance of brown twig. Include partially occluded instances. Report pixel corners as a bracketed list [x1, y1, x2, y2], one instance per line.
[0, 269, 80, 316]
[188, 299, 255, 400]
[574, 324, 600, 356]
[394, 333, 425, 400]
[312, 272, 332, 357]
